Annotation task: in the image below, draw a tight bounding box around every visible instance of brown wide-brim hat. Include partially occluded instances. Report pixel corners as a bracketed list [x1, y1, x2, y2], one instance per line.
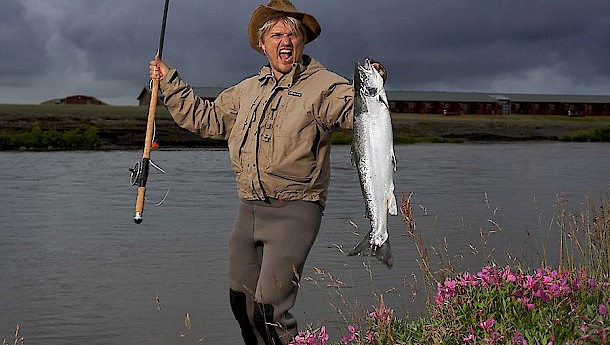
[248, 0, 321, 54]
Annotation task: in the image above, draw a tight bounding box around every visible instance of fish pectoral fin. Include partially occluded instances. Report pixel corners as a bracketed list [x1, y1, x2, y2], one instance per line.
[387, 193, 398, 216]
[378, 94, 390, 109]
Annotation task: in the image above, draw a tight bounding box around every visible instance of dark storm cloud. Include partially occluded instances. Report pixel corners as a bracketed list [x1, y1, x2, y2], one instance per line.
[311, 0, 610, 93]
[0, 0, 49, 85]
[1, 0, 609, 105]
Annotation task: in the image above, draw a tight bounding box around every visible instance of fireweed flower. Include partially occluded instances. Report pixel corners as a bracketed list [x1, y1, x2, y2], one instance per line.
[513, 330, 527, 344]
[479, 318, 495, 332]
[502, 265, 517, 282]
[432, 265, 609, 343]
[370, 303, 393, 323]
[341, 325, 358, 344]
[436, 278, 460, 303]
[464, 325, 476, 343]
[600, 303, 608, 317]
[523, 275, 536, 290]
[588, 278, 598, 293]
[461, 272, 479, 287]
[290, 326, 328, 345]
[365, 329, 376, 343]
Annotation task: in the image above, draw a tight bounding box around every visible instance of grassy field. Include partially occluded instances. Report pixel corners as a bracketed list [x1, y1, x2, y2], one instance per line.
[1, 103, 610, 149]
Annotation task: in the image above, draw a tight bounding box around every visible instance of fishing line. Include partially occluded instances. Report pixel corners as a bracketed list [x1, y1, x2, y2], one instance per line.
[129, 156, 170, 206]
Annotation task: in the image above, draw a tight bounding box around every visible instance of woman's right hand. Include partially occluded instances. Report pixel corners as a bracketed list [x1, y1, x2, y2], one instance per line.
[149, 56, 169, 80]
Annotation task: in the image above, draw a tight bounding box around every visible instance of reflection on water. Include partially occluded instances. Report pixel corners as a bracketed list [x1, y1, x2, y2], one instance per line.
[0, 143, 608, 344]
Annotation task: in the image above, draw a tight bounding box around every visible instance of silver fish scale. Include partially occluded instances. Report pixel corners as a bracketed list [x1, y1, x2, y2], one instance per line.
[348, 59, 397, 268]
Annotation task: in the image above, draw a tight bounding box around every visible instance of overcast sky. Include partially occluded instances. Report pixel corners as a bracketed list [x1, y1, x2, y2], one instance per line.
[2, 0, 610, 105]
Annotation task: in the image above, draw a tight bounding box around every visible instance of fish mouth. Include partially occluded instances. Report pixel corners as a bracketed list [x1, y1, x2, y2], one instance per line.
[357, 58, 373, 73]
[357, 58, 380, 95]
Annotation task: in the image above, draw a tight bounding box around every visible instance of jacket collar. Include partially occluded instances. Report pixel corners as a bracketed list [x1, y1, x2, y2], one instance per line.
[257, 55, 321, 87]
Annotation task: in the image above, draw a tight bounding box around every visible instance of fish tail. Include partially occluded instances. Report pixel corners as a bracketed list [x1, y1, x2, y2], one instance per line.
[348, 235, 394, 269]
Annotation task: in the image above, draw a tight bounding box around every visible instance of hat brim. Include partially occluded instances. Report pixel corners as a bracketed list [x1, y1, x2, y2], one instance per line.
[248, 5, 321, 53]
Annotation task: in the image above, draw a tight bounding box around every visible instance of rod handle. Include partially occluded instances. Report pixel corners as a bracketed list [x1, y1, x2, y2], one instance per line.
[134, 187, 146, 224]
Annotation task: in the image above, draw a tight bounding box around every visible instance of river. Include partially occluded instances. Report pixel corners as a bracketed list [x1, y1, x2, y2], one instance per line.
[1, 143, 608, 344]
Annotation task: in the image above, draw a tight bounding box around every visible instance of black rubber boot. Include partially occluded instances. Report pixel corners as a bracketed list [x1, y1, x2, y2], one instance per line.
[230, 289, 258, 345]
[253, 302, 284, 345]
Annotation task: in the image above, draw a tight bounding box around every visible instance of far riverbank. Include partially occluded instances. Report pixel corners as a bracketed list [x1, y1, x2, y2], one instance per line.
[1, 104, 609, 150]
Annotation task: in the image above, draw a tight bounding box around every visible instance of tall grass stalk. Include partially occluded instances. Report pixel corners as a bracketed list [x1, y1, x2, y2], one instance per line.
[557, 193, 610, 281]
[400, 192, 438, 307]
[1, 325, 24, 345]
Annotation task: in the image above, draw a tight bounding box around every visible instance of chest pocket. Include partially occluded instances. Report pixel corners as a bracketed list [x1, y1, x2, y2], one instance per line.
[228, 93, 262, 173]
[264, 94, 319, 183]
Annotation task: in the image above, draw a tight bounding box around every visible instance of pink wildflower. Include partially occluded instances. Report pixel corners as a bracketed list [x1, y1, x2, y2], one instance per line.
[588, 278, 597, 292]
[517, 296, 535, 310]
[460, 272, 478, 287]
[464, 325, 476, 343]
[365, 329, 376, 343]
[477, 267, 495, 287]
[479, 318, 495, 332]
[512, 330, 527, 344]
[290, 326, 328, 345]
[369, 301, 393, 323]
[435, 278, 459, 304]
[341, 325, 358, 344]
[599, 303, 607, 317]
[502, 265, 517, 282]
[317, 326, 329, 342]
[523, 275, 536, 290]
[534, 288, 549, 303]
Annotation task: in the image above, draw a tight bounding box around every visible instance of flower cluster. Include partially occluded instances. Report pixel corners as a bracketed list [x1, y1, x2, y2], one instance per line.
[289, 326, 329, 345]
[435, 265, 607, 309]
[343, 299, 395, 344]
[290, 265, 608, 344]
[434, 265, 609, 344]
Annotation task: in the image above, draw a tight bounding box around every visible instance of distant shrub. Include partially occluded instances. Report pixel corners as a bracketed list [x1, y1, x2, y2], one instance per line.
[0, 127, 102, 150]
[331, 131, 353, 145]
[562, 126, 610, 142]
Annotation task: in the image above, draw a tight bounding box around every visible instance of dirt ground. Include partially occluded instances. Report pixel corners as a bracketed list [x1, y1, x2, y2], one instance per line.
[1, 104, 609, 149]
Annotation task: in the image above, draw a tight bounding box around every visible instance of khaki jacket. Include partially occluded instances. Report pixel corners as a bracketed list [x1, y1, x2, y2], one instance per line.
[160, 56, 354, 207]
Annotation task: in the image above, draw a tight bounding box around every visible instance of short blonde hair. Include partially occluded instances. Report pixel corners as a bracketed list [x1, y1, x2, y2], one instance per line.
[257, 16, 305, 48]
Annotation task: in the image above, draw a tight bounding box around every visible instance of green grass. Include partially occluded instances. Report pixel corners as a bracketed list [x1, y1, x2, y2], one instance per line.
[0, 103, 152, 118]
[0, 127, 102, 150]
[561, 126, 610, 142]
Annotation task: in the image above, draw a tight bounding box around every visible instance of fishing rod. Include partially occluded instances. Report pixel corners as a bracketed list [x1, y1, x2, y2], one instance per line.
[132, 0, 170, 224]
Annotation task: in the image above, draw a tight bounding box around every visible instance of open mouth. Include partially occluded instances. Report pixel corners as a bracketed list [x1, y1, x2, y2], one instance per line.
[279, 49, 293, 62]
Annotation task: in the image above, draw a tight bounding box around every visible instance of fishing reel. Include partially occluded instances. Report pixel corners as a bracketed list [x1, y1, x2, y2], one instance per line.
[129, 161, 142, 186]
[129, 159, 169, 206]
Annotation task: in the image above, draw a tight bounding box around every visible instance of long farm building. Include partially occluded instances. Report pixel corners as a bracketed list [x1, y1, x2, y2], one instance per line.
[138, 87, 610, 116]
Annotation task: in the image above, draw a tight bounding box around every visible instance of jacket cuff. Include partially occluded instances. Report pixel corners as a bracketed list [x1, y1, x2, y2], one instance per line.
[159, 67, 179, 92]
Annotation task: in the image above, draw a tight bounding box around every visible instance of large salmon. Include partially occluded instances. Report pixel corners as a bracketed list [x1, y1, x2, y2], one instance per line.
[348, 58, 397, 268]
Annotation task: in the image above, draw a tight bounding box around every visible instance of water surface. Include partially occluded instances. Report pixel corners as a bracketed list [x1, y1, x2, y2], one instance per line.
[1, 143, 609, 344]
